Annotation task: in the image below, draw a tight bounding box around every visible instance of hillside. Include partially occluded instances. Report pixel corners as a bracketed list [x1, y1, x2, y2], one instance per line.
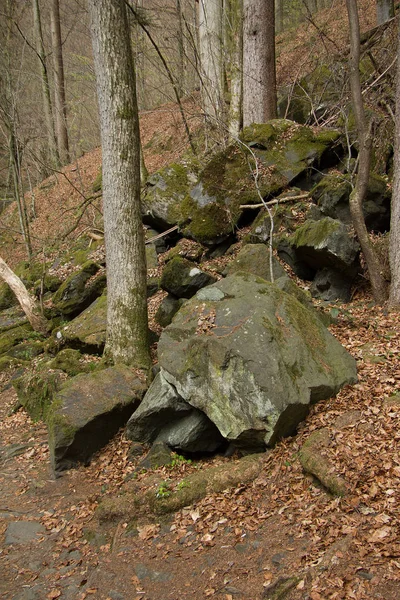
[1, 3, 400, 600]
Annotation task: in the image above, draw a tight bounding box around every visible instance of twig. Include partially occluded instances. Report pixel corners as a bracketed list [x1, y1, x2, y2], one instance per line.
[145, 225, 179, 244]
[240, 193, 309, 209]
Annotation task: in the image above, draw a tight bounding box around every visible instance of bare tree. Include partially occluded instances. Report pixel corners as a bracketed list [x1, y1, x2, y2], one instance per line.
[50, 0, 70, 164]
[88, 0, 151, 370]
[345, 0, 387, 303]
[243, 0, 277, 126]
[376, 0, 394, 25]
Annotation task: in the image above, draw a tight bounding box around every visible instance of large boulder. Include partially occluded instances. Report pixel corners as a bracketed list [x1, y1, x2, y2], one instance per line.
[224, 244, 287, 281]
[126, 371, 224, 453]
[48, 365, 146, 473]
[60, 294, 107, 353]
[150, 273, 356, 452]
[142, 121, 342, 246]
[312, 173, 391, 232]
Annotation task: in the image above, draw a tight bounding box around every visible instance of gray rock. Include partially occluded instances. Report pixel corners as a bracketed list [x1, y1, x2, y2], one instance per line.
[291, 217, 360, 275]
[310, 267, 354, 302]
[156, 273, 357, 451]
[126, 372, 224, 453]
[48, 366, 147, 474]
[155, 294, 185, 327]
[5, 521, 45, 545]
[52, 261, 106, 317]
[224, 244, 286, 281]
[135, 563, 172, 583]
[160, 256, 217, 299]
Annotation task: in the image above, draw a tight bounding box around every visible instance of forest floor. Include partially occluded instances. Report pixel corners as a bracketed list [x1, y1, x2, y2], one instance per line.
[1, 299, 400, 600]
[1, 2, 399, 599]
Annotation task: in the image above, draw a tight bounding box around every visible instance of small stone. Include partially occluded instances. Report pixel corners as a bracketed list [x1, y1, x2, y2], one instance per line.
[5, 521, 45, 545]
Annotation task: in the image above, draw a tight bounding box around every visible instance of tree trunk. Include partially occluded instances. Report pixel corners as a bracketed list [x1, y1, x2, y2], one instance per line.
[376, 0, 394, 25]
[346, 0, 388, 304]
[50, 0, 70, 164]
[0, 257, 49, 334]
[389, 18, 400, 306]
[88, 0, 151, 370]
[243, 0, 277, 126]
[32, 0, 60, 168]
[198, 0, 225, 123]
[226, 0, 243, 138]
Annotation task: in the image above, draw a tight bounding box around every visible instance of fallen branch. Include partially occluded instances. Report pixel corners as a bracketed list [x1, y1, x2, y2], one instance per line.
[145, 225, 179, 244]
[240, 193, 310, 209]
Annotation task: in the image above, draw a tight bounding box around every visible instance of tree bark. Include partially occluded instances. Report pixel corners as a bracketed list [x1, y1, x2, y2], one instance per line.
[32, 0, 60, 168]
[226, 0, 243, 138]
[0, 257, 49, 334]
[50, 0, 70, 165]
[346, 0, 388, 304]
[243, 0, 277, 126]
[389, 17, 400, 306]
[376, 0, 394, 25]
[198, 0, 225, 123]
[88, 0, 151, 370]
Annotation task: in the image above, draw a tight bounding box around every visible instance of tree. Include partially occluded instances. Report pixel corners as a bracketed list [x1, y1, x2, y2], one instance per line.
[226, 0, 243, 137]
[88, 0, 151, 370]
[243, 0, 277, 127]
[50, 0, 70, 164]
[0, 256, 49, 334]
[389, 18, 400, 306]
[198, 0, 225, 123]
[345, 0, 387, 304]
[32, 0, 60, 168]
[376, 0, 394, 25]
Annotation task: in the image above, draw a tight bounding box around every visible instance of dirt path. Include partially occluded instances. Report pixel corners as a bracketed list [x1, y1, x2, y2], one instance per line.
[1, 302, 400, 600]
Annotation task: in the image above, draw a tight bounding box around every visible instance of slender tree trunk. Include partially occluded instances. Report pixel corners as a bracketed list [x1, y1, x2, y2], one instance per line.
[32, 0, 60, 168]
[50, 0, 70, 164]
[176, 0, 185, 98]
[198, 0, 225, 123]
[389, 19, 400, 306]
[376, 0, 394, 25]
[243, 0, 277, 126]
[0, 257, 49, 334]
[88, 0, 151, 370]
[346, 0, 388, 304]
[226, 0, 243, 137]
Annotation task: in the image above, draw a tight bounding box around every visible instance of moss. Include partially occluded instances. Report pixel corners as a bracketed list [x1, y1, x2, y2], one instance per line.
[0, 355, 26, 372]
[47, 348, 98, 376]
[0, 324, 33, 355]
[292, 217, 341, 248]
[13, 366, 67, 422]
[0, 282, 17, 311]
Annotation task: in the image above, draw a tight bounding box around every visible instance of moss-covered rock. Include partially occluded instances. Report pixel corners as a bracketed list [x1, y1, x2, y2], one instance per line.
[7, 339, 45, 361]
[47, 348, 99, 377]
[0, 306, 28, 333]
[299, 428, 347, 496]
[52, 261, 105, 317]
[13, 365, 67, 421]
[224, 244, 287, 281]
[59, 294, 107, 353]
[48, 365, 147, 474]
[92, 167, 102, 192]
[0, 324, 34, 356]
[160, 256, 217, 299]
[0, 282, 17, 311]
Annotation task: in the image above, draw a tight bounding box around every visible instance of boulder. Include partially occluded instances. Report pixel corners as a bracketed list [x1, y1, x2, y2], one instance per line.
[48, 365, 147, 473]
[289, 217, 360, 276]
[155, 294, 185, 328]
[312, 173, 391, 232]
[160, 256, 217, 299]
[142, 122, 341, 245]
[0, 306, 28, 333]
[52, 261, 106, 317]
[310, 267, 354, 302]
[154, 273, 357, 451]
[0, 324, 34, 356]
[126, 371, 224, 453]
[224, 244, 287, 281]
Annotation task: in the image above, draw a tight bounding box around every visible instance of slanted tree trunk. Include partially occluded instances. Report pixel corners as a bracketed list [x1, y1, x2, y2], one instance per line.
[50, 0, 70, 164]
[243, 0, 277, 126]
[346, 0, 388, 304]
[376, 0, 394, 25]
[88, 0, 151, 370]
[32, 0, 59, 168]
[389, 18, 400, 306]
[198, 0, 225, 123]
[0, 257, 49, 334]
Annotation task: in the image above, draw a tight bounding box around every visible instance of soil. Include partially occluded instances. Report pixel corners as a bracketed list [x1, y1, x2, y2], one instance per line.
[1, 300, 400, 600]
